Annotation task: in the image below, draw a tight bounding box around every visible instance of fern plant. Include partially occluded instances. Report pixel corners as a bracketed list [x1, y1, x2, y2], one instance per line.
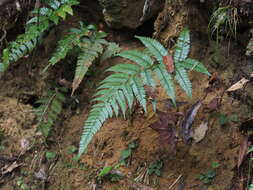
[77, 28, 210, 157]
[43, 22, 121, 95]
[0, 0, 79, 77]
[35, 88, 66, 137]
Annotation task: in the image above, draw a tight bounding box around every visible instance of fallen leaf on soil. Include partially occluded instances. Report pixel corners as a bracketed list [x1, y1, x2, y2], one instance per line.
[132, 183, 155, 190]
[163, 55, 174, 73]
[181, 101, 202, 144]
[251, 72, 253, 78]
[192, 122, 208, 143]
[206, 97, 221, 112]
[1, 161, 23, 175]
[226, 77, 249, 92]
[149, 110, 176, 149]
[34, 164, 48, 181]
[237, 136, 250, 168]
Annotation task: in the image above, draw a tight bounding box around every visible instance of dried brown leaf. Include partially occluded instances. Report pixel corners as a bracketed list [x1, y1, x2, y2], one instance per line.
[192, 122, 208, 143]
[226, 77, 249, 92]
[181, 101, 202, 144]
[206, 97, 221, 112]
[237, 136, 250, 168]
[148, 110, 176, 149]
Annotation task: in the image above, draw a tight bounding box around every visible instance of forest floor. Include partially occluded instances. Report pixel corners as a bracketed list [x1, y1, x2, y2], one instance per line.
[0, 6, 253, 190]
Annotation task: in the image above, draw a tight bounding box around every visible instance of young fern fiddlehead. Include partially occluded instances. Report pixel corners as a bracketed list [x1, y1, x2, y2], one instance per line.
[77, 28, 210, 158]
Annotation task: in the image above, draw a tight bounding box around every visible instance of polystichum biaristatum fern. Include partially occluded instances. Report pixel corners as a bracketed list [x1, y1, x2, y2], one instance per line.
[77, 28, 210, 158]
[0, 0, 79, 78]
[43, 22, 121, 95]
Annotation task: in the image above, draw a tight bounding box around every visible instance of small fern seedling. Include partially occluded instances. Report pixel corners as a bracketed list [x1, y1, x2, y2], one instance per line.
[0, 0, 79, 77]
[78, 28, 210, 158]
[35, 88, 66, 138]
[44, 22, 121, 95]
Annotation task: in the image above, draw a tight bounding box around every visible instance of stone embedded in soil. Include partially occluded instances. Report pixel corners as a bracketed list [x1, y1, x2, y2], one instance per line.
[98, 0, 163, 29]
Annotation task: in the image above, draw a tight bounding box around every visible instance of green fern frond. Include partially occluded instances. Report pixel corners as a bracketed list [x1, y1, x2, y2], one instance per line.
[175, 66, 192, 97]
[78, 28, 210, 157]
[35, 88, 66, 137]
[45, 22, 120, 95]
[179, 58, 210, 76]
[135, 36, 168, 64]
[174, 28, 190, 62]
[100, 42, 121, 62]
[0, 0, 79, 77]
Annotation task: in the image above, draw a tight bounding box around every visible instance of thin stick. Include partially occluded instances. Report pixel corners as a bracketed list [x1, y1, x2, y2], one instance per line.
[169, 174, 182, 189]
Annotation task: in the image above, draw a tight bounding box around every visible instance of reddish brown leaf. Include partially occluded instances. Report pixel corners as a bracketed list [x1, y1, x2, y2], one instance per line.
[237, 136, 250, 168]
[163, 55, 174, 73]
[181, 101, 202, 144]
[206, 97, 221, 112]
[148, 110, 176, 149]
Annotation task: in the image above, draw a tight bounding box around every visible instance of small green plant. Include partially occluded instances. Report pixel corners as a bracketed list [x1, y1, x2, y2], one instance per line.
[45, 151, 57, 161]
[43, 21, 121, 94]
[119, 141, 137, 165]
[16, 177, 29, 190]
[198, 162, 219, 185]
[148, 160, 163, 176]
[209, 6, 239, 41]
[67, 145, 78, 154]
[249, 182, 253, 190]
[218, 113, 238, 126]
[0, 0, 79, 77]
[98, 163, 122, 182]
[78, 28, 210, 157]
[35, 87, 66, 137]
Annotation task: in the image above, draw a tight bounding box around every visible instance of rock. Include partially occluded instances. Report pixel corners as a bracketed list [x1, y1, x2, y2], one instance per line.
[98, 0, 163, 29]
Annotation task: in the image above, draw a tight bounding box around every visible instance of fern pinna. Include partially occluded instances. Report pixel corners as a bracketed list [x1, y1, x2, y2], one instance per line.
[35, 88, 66, 137]
[0, 0, 79, 78]
[44, 22, 121, 95]
[77, 28, 210, 157]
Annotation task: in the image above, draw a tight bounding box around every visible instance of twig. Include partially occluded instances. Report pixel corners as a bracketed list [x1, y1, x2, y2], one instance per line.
[169, 174, 182, 189]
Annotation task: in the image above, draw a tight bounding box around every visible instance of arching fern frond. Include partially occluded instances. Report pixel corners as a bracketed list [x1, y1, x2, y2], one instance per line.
[44, 22, 121, 95]
[35, 87, 66, 137]
[0, 0, 79, 78]
[78, 28, 210, 158]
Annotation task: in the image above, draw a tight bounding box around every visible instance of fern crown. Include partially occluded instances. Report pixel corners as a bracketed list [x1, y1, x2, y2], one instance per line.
[77, 28, 210, 158]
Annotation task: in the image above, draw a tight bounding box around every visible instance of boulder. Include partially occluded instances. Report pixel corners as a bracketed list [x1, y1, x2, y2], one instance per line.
[98, 0, 164, 29]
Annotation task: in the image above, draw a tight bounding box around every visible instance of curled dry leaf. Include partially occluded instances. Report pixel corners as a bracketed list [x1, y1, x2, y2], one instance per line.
[163, 55, 174, 73]
[237, 136, 250, 168]
[181, 101, 202, 144]
[226, 77, 249, 92]
[192, 122, 208, 143]
[148, 110, 176, 149]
